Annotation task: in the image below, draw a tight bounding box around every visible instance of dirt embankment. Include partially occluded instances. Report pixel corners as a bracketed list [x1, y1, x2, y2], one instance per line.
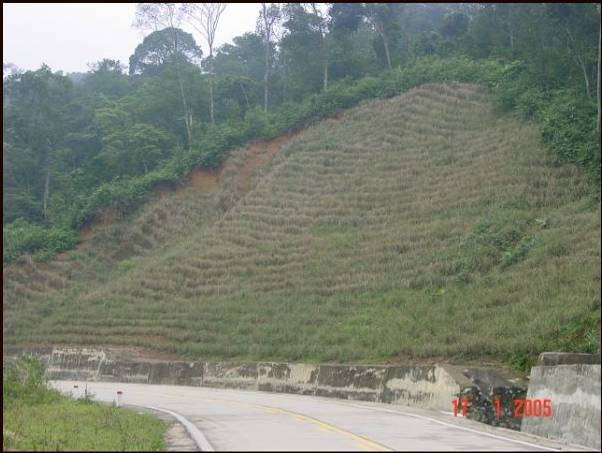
[82, 131, 301, 242]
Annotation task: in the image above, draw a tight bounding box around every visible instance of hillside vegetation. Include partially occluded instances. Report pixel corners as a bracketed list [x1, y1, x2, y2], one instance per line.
[3, 84, 600, 366]
[4, 4, 600, 265]
[3, 356, 165, 451]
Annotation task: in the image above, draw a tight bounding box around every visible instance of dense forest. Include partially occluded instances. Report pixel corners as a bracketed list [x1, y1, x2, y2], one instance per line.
[3, 3, 600, 263]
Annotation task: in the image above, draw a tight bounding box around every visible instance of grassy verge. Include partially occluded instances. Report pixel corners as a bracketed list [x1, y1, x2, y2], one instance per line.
[3, 356, 166, 451]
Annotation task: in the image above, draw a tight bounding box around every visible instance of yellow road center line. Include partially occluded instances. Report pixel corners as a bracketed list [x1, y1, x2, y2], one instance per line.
[265, 406, 391, 452]
[72, 386, 392, 451]
[192, 395, 392, 451]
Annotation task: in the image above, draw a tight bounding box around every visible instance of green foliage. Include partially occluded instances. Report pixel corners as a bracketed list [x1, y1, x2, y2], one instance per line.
[541, 91, 600, 174]
[3, 219, 79, 264]
[3, 357, 165, 451]
[3, 84, 599, 370]
[128, 27, 202, 76]
[118, 259, 134, 273]
[508, 352, 537, 373]
[3, 356, 59, 407]
[4, 2, 600, 262]
[441, 211, 534, 282]
[551, 314, 601, 354]
[97, 122, 175, 178]
[500, 235, 537, 269]
[6, 52, 599, 263]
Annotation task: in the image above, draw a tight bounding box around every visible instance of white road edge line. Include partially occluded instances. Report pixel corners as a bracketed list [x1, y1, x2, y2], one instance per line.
[143, 405, 214, 452]
[344, 402, 560, 452]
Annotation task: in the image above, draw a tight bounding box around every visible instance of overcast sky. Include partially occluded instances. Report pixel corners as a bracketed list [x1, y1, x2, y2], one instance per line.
[3, 3, 264, 73]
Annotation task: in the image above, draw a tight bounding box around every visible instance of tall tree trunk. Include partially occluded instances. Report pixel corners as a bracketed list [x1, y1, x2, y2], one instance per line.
[566, 26, 592, 99]
[209, 75, 215, 124]
[282, 58, 288, 103]
[177, 75, 193, 148]
[43, 153, 50, 222]
[239, 81, 250, 109]
[172, 28, 193, 148]
[209, 49, 215, 125]
[321, 33, 328, 90]
[264, 40, 270, 112]
[382, 35, 392, 70]
[576, 54, 591, 99]
[597, 12, 602, 139]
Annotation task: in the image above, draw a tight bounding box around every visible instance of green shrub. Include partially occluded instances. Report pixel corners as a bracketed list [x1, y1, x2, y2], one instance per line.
[118, 259, 134, 273]
[500, 235, 537, 269]
[3, 356, 166, 451]
[3, 220, 80, 264]
[548, 313, 601, 354]
[541, 90, 599, 172]
[3, 356, 60, 407]
[514, 88, 549, 120]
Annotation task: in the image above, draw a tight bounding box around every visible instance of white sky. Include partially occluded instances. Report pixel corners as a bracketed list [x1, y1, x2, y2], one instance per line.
[3, 3, 264, 73]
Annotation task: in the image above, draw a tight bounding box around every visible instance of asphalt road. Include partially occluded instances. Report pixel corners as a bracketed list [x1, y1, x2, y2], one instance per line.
[50, 380, 579, 451]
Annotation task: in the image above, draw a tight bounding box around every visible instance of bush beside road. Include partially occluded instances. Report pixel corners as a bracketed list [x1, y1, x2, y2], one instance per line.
[2, 356, 166, 451]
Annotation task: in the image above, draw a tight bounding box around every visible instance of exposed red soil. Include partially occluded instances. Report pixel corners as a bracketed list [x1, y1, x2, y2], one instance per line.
[80, 207, 123, 241]
[233, 134, 293, 193]
[189, 168, 221, 192]
[6, 111, 342, 263]
[79, 133, 298, 242]
[331, 111, 345, 123]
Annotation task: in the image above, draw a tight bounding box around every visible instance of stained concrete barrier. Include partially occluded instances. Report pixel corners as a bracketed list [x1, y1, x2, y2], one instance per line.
[537, 352, 601, 367]
[521, 361, 601, 450]
[5, 346, 525, 429]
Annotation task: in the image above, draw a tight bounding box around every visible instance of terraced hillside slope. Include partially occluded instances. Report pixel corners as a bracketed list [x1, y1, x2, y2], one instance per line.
[3, 84, 600, 364]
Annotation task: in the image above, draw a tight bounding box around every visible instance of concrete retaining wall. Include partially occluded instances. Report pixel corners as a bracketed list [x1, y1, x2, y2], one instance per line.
[521, 363, 601, 450]
[5, 346, 525, 429]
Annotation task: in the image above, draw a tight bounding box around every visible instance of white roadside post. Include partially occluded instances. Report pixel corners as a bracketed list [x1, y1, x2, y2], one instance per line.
[73, 384, 80, 400]
[116, 390, 123, 408]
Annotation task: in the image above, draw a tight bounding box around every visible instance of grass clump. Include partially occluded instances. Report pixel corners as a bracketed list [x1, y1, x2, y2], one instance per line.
[3, 356, 166, 451]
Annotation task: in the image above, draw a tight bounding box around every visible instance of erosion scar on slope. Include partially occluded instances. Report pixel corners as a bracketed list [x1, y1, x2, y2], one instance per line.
[83, 132, 297, 241]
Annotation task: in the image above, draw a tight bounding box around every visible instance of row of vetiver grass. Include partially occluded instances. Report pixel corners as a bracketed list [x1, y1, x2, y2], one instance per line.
[5, 55, 599, 265]
[3, 356, 165, 451]
[4, 84, 599, 368]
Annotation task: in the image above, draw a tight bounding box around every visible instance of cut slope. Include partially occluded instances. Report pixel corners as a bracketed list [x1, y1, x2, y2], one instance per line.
[3, 84, 600, 363]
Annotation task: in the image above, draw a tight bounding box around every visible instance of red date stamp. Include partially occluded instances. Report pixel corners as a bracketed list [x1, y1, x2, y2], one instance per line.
[511, 399, 553, 417]
[452, 399, 553, 418]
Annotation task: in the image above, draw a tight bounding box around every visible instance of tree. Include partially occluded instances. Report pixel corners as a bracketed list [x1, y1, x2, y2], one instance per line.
[328, 2, 364, 36]
[597, 5, 602, 136]
[440, 11, 469, 40]
[308, 3, 330, 90]
[327, 3, 376, 80]
[3, 62, 22, 79]
[129, 27, 201, 76]
[133, 3, 197, 149]
[183, 3, 227, 125]
[83, 59, 130, 100]
[257, 3, 281, 112]
[213, 32, 265, 115]
[545, 3, 599, 98]
[280, 3, 324, 100]
[3, 66, 73, 222]
[96, 121, 174, 178]
[364, 3, 402, 70]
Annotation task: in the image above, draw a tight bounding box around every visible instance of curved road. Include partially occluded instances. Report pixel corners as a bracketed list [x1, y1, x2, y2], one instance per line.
[50, 381, 578, 451]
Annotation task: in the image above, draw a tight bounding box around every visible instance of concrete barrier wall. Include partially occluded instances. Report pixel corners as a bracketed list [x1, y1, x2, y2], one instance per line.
[5, 346, 524, 429]
[521, 364, 601, 450]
